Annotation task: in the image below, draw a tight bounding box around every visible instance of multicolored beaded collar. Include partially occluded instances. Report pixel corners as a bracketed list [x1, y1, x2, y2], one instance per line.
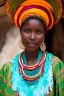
[19, 51, 46, 81]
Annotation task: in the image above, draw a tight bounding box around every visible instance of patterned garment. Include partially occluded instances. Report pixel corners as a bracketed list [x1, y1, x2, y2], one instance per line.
[0, 52, 64, 96]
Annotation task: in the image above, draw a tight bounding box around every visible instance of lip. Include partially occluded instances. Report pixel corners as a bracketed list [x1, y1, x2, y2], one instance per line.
[27, 42, 37, 46]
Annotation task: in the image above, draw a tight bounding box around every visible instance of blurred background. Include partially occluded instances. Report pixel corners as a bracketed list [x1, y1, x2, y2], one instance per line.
[0, 1, 64, 69]
[0, 4, 23, 68]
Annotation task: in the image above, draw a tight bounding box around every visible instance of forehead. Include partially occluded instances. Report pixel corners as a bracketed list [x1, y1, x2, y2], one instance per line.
[21, 18, 45, 29]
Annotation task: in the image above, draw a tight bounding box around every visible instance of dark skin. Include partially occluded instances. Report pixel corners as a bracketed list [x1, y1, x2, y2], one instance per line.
[20, 18, 45, 66]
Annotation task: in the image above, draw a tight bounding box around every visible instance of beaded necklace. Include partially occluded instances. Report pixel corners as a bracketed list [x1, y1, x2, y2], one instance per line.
[19, 50, 46, 81]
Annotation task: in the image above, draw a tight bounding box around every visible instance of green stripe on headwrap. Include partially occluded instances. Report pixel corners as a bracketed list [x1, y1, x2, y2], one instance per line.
[8, 0, 25, 17]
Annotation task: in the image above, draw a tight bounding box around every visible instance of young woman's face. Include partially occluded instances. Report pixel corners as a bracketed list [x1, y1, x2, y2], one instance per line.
[20, 19, 45, 52]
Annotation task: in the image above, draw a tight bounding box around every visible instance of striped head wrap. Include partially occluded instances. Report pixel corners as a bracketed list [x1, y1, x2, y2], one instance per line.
[5, 0, 62, 30]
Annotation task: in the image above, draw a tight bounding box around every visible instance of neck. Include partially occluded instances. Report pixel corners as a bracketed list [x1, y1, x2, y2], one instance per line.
[25, 48, 40, 61]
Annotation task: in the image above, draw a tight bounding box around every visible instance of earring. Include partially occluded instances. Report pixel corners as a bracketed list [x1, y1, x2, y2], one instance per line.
[18, 39, 25, 49]
[40, 40, 46, 51]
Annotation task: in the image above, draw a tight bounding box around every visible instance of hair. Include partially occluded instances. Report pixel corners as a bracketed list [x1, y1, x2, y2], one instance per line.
[20, 16, 47, 35]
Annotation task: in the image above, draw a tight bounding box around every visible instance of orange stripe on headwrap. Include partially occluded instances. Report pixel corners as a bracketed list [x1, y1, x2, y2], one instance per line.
[14, 5, 24, 26]
[19, 8, 49, 27]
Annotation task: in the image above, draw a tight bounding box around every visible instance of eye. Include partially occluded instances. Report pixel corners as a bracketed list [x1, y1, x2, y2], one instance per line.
[24, 28, 31, 33]
[36, 29, 43, 35]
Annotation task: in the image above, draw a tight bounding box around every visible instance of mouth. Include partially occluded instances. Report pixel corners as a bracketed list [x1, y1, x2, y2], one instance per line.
[27, 42, 37, 46]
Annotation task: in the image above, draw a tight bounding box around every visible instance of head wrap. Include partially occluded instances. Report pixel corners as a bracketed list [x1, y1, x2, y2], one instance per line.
[5, 0, 62, 30]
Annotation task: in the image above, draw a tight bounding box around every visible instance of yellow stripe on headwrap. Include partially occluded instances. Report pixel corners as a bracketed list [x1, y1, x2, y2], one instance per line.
[19, 8, 49, 27]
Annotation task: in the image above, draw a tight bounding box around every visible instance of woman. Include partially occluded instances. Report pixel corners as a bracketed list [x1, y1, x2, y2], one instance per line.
[0, 0, 64, 96]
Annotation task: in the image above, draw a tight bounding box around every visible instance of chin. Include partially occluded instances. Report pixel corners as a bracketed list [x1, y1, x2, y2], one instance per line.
[25, 47, 39, 52]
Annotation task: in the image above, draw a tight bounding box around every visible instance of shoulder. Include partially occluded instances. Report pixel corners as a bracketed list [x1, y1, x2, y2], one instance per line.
[0, 62, 12, 83]
[0, 61, 12, 70]
[0, 62, 12, 75]
[0, 52, 22, 75]
[46, 51, 64, 73]
[51, 55, 64, 72]
[48, 53, 64, 81]
[46, 51, 64, 65]
[46, 52, 64, 82]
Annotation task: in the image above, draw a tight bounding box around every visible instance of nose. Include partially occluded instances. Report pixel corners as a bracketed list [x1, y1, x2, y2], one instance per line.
[30, 32, 35, 40]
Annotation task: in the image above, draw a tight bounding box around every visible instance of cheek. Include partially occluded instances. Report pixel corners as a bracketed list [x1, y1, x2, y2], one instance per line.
[37, 35, 44, 45]
[20, 33, 29, 45]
